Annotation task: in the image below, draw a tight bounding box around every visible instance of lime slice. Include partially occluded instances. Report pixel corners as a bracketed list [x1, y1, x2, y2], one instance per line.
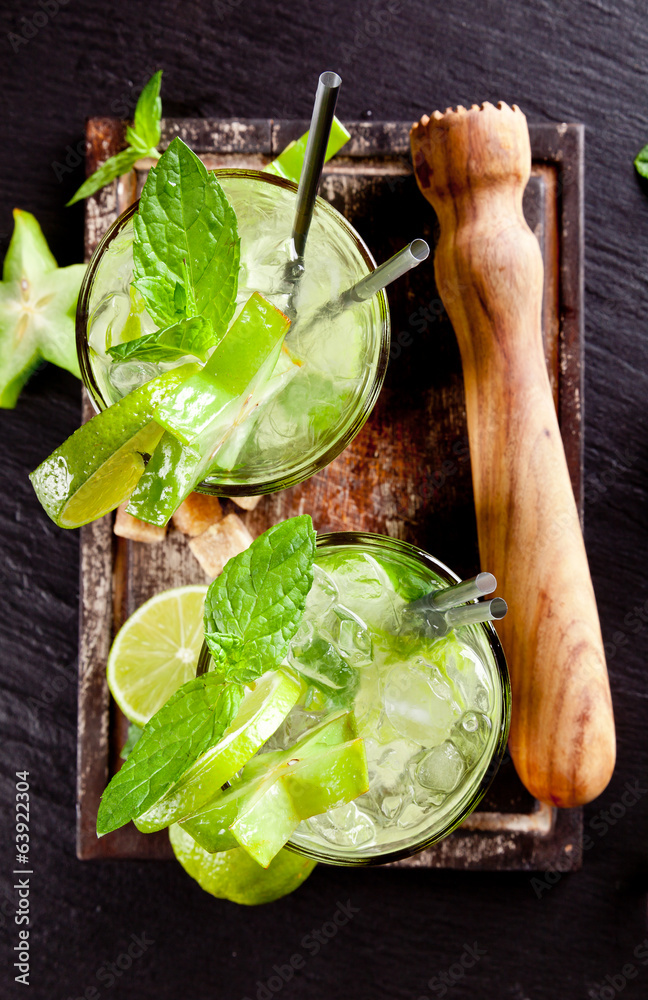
[169, 825, 316, 905]
[264, 117, 350, 183]
[153, 292, 290, 446]
[125, 428, 210, 527]
[134, 668, 302, 832]
[127, 341, 302, 527]
[181, 713, 368, 868]
[29, 364, 198, 528]
[107, 585, 208, 726]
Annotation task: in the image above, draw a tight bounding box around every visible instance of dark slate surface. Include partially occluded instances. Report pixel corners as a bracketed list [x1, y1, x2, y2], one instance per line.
[0, 2, 646, 998]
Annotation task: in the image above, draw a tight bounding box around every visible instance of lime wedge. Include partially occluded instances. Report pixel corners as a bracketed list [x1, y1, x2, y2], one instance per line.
[153, 292, 290, 446]
[264, 117, 350, 183]
[29, 364, 198, 528]
[107, 585, 208, 726]
[181, 713, 368, 867]
[134, 668, 302, 831]
[127, 341, 301, 526]
[125, 428, 209, 527]
[241, 708, 360, 781]
[169, 826, 316, 905]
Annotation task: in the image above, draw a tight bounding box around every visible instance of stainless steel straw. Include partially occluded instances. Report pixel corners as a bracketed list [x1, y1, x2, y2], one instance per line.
[291, 71, 342, 261]
[340, 239, 430, 305]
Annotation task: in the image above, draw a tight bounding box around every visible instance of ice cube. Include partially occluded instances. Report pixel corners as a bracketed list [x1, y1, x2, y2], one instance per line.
[290, 617, 314, 649]
[444, 643, 491, 712]
[331, 552, 387, 600]
[305, 564, 339, 618]
[473, 685, 491, 713]
[332, 604, 373, 665]
[384, 663, 456, 745]
[305, 801, 375, 847]
[450, 711, 492, 767]
[288, 635, 359, 710]
[109, 360, 159, 398]
[397, 799, 429, 829]
[380, 795, 404, 820]
[263, 705, 323, 751]
[415, 741, 465, 793]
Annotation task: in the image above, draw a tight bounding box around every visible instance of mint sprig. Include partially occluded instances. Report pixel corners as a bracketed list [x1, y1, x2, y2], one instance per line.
[97, 674, 243, 835]
[107, 315, 217, 364]
[132, 137, 240, 334]
[67, 71, 163, 206]
[204, 516, 317, 684]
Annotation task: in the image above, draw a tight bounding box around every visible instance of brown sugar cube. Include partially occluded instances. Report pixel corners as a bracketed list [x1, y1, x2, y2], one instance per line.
[231, 494, 262, 511]
[189, 513, 254, 578]
[172, 492, 224, 537]
[114, 503, 167, 543]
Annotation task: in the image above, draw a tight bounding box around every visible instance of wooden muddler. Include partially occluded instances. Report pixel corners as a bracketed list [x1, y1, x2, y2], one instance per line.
[410, 102, 615, 808]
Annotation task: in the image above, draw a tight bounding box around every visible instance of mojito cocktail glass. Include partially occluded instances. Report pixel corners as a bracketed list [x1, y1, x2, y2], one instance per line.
[77, 170, 390, 497]
[271, 532, 511, 865]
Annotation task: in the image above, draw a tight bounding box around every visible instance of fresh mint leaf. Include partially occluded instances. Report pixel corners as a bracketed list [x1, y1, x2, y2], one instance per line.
[120, 722, 144, 760]
[132, 69, 162, 149]
[107, 315, 217, 363]
[67, 71, 163, 206]
[132, 137, 240, 332]
[204, 515, 316, 684]
[67, 148, 143, 207]
[203, 631, 244, 670]
[97, 675, 243, 835]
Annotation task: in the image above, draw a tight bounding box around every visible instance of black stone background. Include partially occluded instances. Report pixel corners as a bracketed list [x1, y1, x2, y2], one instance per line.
[1, 1, 647, 998]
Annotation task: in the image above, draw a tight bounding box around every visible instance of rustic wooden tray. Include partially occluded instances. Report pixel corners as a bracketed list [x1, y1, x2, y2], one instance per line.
[77, 117, 584, 870]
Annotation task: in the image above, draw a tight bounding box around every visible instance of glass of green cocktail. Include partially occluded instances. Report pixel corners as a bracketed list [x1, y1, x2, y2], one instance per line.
[95, 517, 509, 893]
[274, 532, 510, 865]
[76, 169, 390, 499]
[188, 531, 510, 866]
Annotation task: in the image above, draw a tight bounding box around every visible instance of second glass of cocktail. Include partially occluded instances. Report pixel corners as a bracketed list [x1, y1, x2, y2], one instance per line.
[186, 531, 511, 866]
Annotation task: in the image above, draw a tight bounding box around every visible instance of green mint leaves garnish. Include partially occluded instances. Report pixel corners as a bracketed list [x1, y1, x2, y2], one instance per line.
[106, 315, 216, 364]
[0, 209, 86, 408]
[97, 674, 243, 835]
[204, 516, 317, 683]
[67, 71, 163, 206]
[120, 722, 144, 760]
[132, 137, 240, 335]
[129, 70, 163, 151]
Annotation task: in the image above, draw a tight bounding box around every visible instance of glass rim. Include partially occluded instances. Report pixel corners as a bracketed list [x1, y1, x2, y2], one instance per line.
[197, 530, 512, 867]
[76, 169, 391, 497]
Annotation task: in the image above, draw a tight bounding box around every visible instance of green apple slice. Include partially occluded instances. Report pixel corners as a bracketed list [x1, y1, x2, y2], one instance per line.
[29, 364, 198, 528]
[134, 668, 302, 832]
[152, 291, 290, 447]
[181, 712, 367, 868]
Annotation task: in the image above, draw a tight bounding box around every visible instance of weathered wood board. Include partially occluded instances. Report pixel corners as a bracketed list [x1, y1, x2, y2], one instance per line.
[77, 118, 584, 870]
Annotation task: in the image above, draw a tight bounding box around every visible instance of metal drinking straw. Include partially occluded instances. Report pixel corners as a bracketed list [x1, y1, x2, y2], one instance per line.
[291, 71, 342, 262]
[339, 239, 430, 305]
[408, 572, 496, 613]
[403, 574, 507, 638]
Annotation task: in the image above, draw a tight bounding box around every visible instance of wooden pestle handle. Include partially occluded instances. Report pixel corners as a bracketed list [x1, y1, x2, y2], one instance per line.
[410, 102, 615, 808]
